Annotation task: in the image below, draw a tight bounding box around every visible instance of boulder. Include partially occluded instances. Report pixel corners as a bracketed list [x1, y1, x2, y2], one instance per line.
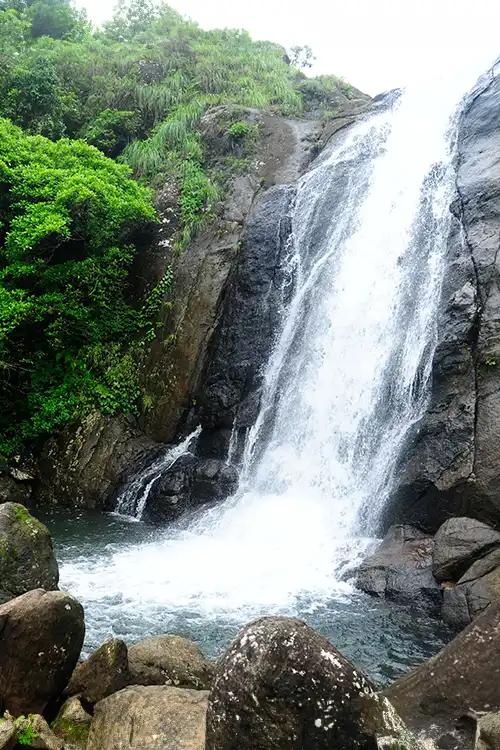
[0, 717, 16, 750]
[475, 711, 500, 750]
[87, 685, 208, 749]
[52, 696, 92, 750]
[18, 715, 63, 750]
[0, 589, 85, 715]
[127, 634, 213, 689]
[65, 638, 129, 704]
[356, 525, 441, 609]
[442, 547, 500, 629]
[206, 616, 420, 750]
[0, 503, 59, 604]
[385, 603, 500, 740]
[433, 517, 500, 582]
[0, 473, 31, 506]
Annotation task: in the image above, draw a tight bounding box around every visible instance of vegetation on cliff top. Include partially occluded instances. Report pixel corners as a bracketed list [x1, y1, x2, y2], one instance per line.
[0, 0, 358, 456]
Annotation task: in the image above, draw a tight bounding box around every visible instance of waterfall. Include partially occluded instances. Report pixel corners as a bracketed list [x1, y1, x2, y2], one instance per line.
[114, 428, 201, 519]
[61, 76, 476, 623]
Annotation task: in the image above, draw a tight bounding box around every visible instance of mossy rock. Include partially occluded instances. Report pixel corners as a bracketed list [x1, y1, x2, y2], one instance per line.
[0, 503, 59, 603]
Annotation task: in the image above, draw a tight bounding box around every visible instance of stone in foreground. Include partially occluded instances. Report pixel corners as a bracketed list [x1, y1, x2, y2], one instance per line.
[65, 638, 129, 704]
[87, 685, 208, 749]
[52, 696, 92, 750]
[356, 525, 440, 609]
[433, 517, 500, 582]
[127, 634, 213, 689]
[0, 589, 84, 715]
[385, 604, 500, 743]
[0, 502, 59, 604]
[205, 616, 419, 750]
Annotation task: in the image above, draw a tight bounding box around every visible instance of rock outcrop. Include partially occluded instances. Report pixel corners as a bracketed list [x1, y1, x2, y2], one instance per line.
[0, 589, 85, 715]
[356, 525, 440, 609]
[206, 616, 419, 750]
[65, 638, 129, 705]
[385, 61, 500, 533]
[0, 503, 59, 604]
[87, 685, 208, 750]
[37, 412, 159, 510]
[127, 634, 213, 690]
[432, 516, 500, 581]
[442, 547, 500, 628]
[385, 603, 500, 744]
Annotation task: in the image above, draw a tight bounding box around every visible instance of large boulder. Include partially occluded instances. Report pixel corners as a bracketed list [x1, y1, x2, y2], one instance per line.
[442, 547, 500, 628]
[206, 616, 420, 750]
[0, 503, 59, 604]
[52, 696, 92, 750]
[433, 516, 500, 582]
[355, 525, 440, 609]
[65, 638, 129, 704]
[87, 685, 208, 749]
[0, 589, 85, 715]
[385, 603, 500, 742]
[127, 634, 213, 689]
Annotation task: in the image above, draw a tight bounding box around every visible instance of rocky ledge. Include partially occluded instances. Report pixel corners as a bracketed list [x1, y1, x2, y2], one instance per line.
[356, 516, 500, 629]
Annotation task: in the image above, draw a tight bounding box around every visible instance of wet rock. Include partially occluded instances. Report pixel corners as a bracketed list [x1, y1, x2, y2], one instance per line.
[128, 634, 213, 689]
[0, 503, 59, 604]
[442, 547, 500, 628]
[196, 184, 295, 461]
[37, 412, 159, 509]
[0, 589, 85, 715]
[385, 64, 500, 532]
[356, 525, 441, 609]
[52, 696, 92, 750]
[87, 685, 208, 749]
[433, 517, 500, 582]
[65, 638, 129, 704]
[206, 616, 419, 750]
[475, 711, 500, 750]
[385, 603, 500, 740]
[143, 455, 238, 524]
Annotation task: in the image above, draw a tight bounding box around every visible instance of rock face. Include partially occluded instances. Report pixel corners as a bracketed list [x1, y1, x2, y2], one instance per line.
[0, 589, 85, 715]
[142, 454, 238, 524]
[475, 712, 500, 750]
[37, 412, 159, 510]
[127, 634, 213, 689]
[356, 525, 440, 609]
[385, 603, 500, 740]
[87, 685, 208, 750]
[433, 516, 500, 581]
[206, 616, 418, 750]
[385, 62, 500, 532]
[65, 638, 129, 704]
[442, 547, 500, 628]
[0, 503, 59, 604]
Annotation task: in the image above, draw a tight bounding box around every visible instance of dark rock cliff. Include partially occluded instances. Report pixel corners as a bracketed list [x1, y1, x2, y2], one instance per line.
[384, 61, 500, 532]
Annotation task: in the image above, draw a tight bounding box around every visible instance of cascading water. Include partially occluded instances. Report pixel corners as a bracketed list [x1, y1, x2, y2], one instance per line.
[51, 71, 485, 678]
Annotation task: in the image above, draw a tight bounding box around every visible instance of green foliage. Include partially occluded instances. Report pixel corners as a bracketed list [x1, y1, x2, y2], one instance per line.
[0, 0, 355, 452]
[14, 715, 38, 746]
[227, 120, 251, 139]
[0, 118, 158, 455]
[82, 109, 139, 157]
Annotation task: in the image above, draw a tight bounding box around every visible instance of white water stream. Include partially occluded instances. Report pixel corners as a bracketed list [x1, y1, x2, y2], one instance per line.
[58, 69, 490, 647]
